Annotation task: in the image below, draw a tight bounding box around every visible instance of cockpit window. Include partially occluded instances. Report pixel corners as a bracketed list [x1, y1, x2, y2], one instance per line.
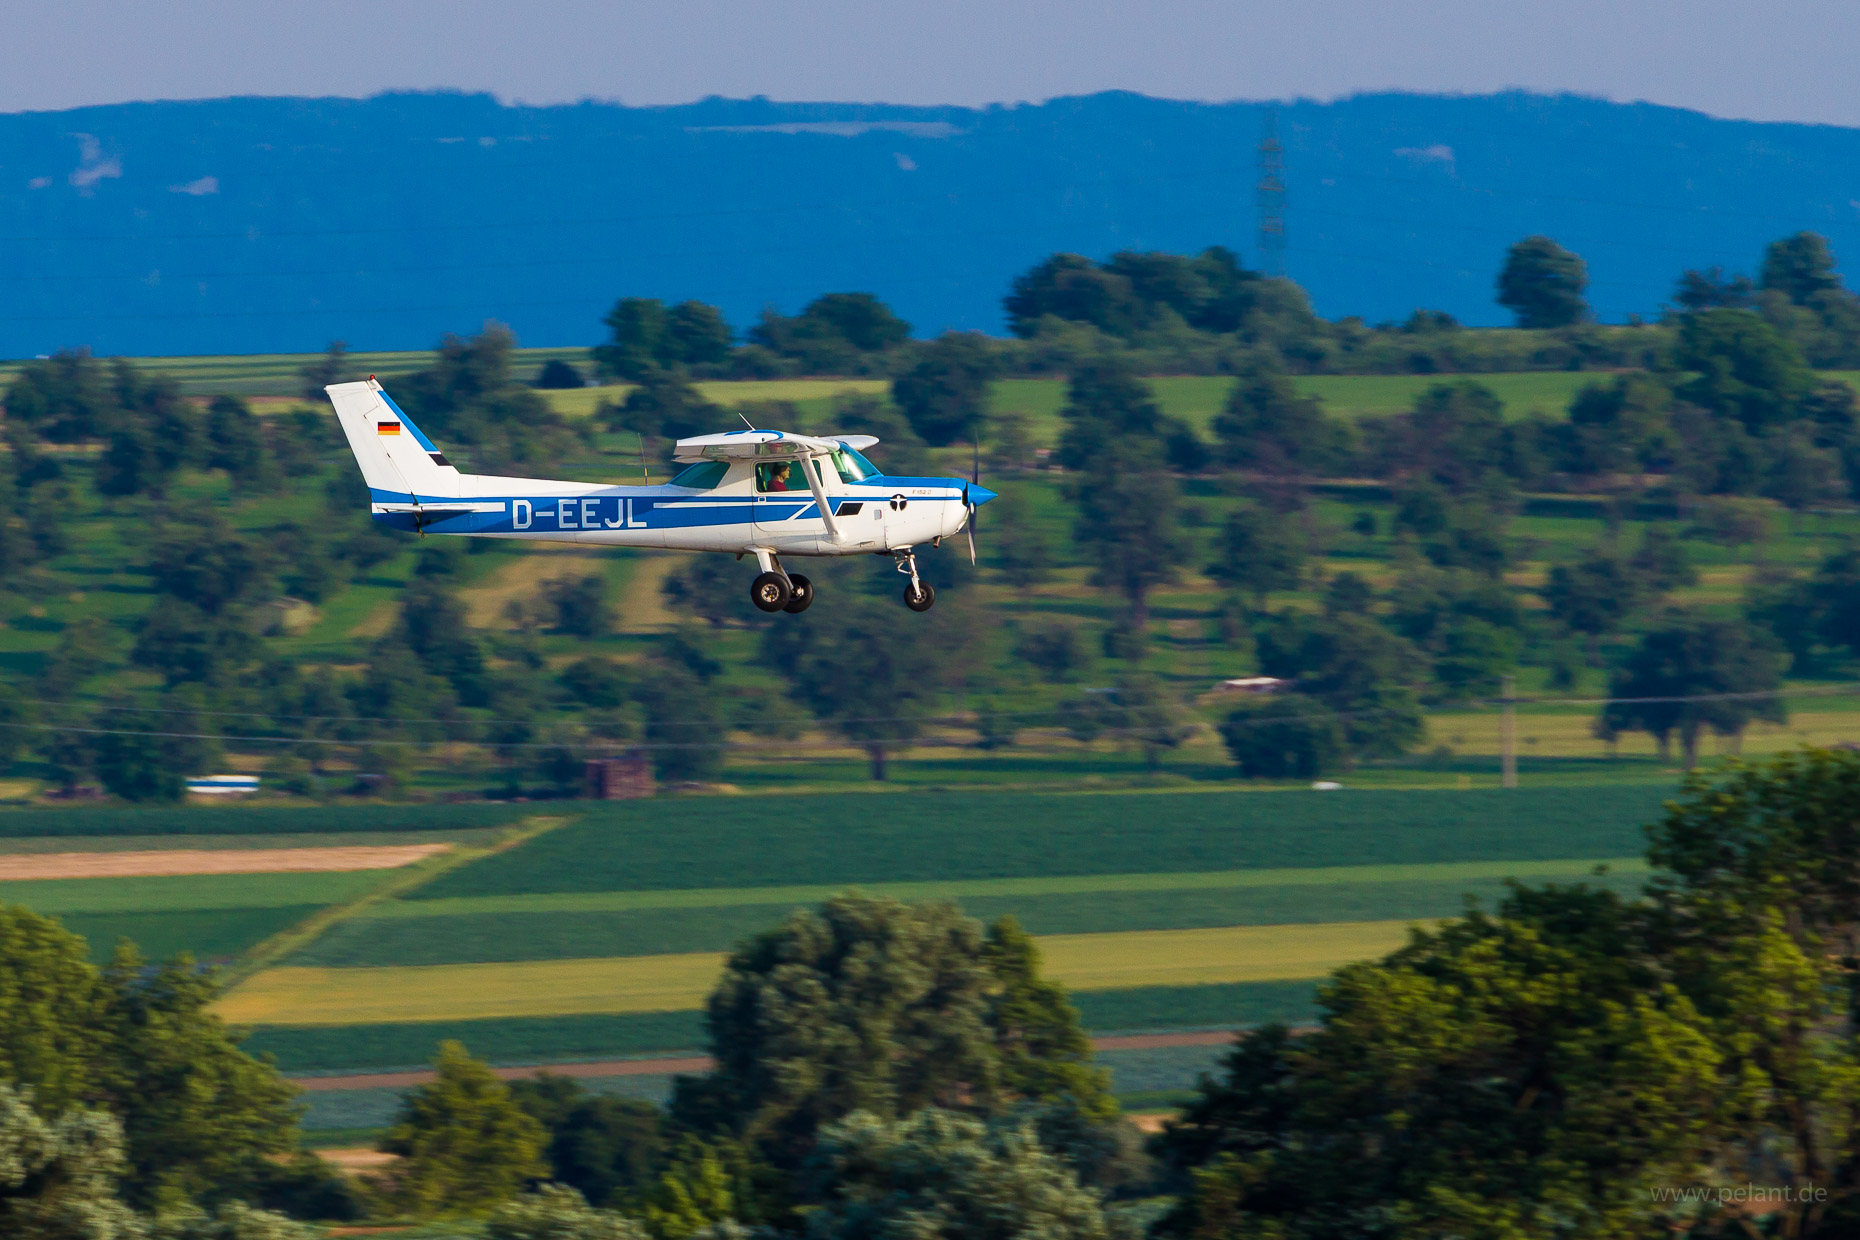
[669, 461, 728, 490]
[832, 447, 881, 482]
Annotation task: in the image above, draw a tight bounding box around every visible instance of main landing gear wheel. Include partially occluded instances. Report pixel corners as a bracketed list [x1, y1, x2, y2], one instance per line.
[750, 571, 791, 613]
[782, 574, 815, 614]
[903, 581, 936, 612]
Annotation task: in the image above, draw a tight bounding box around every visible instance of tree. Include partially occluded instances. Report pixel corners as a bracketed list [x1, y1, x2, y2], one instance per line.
[1760, 231, 1843, 304]
[633, 662, 726, 785]
[1542, 547, 1642, 656]
[1432, 618, 1518, 703]
[804, 1109, 1120, 1240]
[761, 596, 960, 780]
[1013, 622, 1083, 682]
[594, 299, 672, 381]
[1255, 613, 1426, 759]
[204, 397, 267, 490]
[0, 1084, 148, 1240]
[891, 332, 1000, 447]
[660, 556, 746, 628]
[1496, 235, 1589, 328]
[1673, 265, 1755, 311]
[796, 293, 908, 354]
[1565, 371, 1672, 477]
[1206, 503, 1301, 606]
[1675, 308, 1813, 434]
[99, 945, 302, 1208]
[1598, 614, 1785, 767]
[1106, 674, 1195, 769]
[1003, 253, 1143, 338]
[604, 372, 725, 448]
[1057, 360, 1191, 625]
[89, 700, 220, 802]
[1211, 353, 1345, 475]
[984, 918, 1114, 1121]
[379, 1041, 549, 1217]
[485, 1186, 646, 1240]
[543, 576, 614, 638]
[535, 360, 586, 389]
[1218, 693, 1345, 779]
[0, 907, 302, 1210]
[1155, 886, 1725, 1240]
[394, 326, 584, 472]
[664, 302, 734, 368]
[676, 895, 998, 1165]
[1647, 747, 1860, 946]
[510, 1079, 668, 1211]
[0, 905, 110, 1113]
[1372, 381, 1510, 495]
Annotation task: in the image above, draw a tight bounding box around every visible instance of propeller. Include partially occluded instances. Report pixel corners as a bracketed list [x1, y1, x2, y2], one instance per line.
[964, 437, 980, 565]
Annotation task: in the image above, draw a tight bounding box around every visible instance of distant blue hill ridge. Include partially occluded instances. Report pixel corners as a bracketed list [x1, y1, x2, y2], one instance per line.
[1, 89, 1859, 357]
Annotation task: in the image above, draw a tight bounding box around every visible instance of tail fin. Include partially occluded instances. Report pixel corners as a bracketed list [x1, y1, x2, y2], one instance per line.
[326, 379, 463, 500]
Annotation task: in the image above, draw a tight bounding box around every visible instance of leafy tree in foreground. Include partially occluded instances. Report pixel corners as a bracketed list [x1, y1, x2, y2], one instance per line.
[1496, 234, 1589, 328]
[675, 895, 996, 1165]
[484, 1185, 645, 1240]
[676, 894, 1117, 1179]
[0, 907, 300, 1209]
[1156, 886, 1727, 1240]
[0, 1082, 147, 1240]
[803, 1109, 1123, 1240]
[378, 1040, 549, 1218]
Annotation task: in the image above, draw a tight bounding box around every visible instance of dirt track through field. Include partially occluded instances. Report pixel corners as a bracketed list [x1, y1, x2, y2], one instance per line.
[291, 1031, 1238, 1092]
[0, 844, 449, 881]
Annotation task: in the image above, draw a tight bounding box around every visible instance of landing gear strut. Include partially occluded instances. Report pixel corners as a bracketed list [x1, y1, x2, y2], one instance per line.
[895, 548, 935, 611]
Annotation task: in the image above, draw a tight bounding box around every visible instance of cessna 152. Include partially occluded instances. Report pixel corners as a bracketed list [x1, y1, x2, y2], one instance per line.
[328, 377, 996, 613]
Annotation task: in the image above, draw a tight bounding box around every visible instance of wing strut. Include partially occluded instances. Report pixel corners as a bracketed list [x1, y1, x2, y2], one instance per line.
[800, 453, 843, 543]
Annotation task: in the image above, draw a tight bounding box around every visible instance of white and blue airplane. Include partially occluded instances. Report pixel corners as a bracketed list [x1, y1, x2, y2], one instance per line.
[328, 376, 996, 613]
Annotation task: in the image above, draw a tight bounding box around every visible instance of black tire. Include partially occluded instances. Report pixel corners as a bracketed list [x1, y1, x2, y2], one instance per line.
[782, 574, 815, 613]
[750, 571, 791, 613]
[903, 581, 936, 612]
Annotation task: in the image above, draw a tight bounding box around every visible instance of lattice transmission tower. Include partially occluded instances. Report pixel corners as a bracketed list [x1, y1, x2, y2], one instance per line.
[1256, 106, 1287, 278]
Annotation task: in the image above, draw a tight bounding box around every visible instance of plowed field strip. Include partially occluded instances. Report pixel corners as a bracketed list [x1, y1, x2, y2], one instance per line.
[0, 844, 449, 881]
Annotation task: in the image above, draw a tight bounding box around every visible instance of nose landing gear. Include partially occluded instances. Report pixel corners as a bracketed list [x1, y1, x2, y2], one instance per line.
[894, 548, 935, 611]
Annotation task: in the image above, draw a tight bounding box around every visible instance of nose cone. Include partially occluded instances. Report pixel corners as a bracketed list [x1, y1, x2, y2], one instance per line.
[966, 484, 999, 507]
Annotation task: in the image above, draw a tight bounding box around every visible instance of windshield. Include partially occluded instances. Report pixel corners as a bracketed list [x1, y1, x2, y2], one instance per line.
[668, 461, 728, 490]
[832, 447, 882, 482]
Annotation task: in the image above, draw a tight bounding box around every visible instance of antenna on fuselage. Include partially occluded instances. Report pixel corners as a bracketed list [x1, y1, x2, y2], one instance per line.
[637, 433, 650, 485]
[736, 410, 755, 431]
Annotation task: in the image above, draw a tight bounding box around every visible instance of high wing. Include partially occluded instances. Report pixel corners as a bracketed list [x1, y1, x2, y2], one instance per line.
[672, 430, 878, 462]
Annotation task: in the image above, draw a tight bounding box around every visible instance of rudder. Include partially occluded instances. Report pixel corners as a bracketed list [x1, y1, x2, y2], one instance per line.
[326, 379, 462, 500]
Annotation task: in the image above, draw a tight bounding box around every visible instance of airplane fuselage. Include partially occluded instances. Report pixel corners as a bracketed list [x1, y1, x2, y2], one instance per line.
[370, 466, 972, 557]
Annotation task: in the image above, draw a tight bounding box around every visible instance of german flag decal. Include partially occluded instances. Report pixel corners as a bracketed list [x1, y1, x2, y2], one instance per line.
[377, 422, 401, 436]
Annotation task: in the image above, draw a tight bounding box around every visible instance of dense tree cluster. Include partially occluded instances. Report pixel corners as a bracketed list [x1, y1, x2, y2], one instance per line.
[1155, 749, 1860, 1239]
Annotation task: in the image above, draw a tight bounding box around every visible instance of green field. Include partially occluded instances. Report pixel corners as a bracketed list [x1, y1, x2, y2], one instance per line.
[411, 785, 1672, 900]
[1, 869, 409, 963]
[0, 803, 531, 839]
[296, 858, 1646, 966]
[247, 979, 1322, 1074]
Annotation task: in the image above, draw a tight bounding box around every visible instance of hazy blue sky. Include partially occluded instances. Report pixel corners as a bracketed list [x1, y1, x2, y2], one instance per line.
[4, 0, 1859, 125]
